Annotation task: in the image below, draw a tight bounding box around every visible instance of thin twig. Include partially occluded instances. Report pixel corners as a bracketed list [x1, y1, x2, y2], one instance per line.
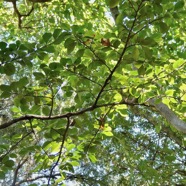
[49, 85, 54, 117]
[0, 131, 32, 160]
[93, 0, 145, 106]
[15, 173, 61, 186]
[11, 0, 34, 28]
[12, 157, 28, 186]
[76, 36, 112, 72]
[66, 69, 102, 87]
[47, 116, 71, 185]
[85, 106, 113, 154]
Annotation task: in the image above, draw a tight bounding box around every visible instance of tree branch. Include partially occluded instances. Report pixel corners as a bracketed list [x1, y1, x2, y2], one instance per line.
[148, 98, 186, 133]
[15, 173, 60, 186]
[0, 100, 147, 130]
[12, 158, 28, 186]
[11, 0, 34, 28]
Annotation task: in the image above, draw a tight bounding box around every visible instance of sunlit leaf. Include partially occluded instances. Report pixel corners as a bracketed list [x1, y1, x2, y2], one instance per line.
[70, 161, 80, 166]
[165, 89, 174, 96]
[66, 143, 76, 151]
[114, 92, 122, 102]
[102, 131, 113, 136]
[88, 153, 97, 163]
[133, 47, 139, 61]
[173, 58, 185, 68]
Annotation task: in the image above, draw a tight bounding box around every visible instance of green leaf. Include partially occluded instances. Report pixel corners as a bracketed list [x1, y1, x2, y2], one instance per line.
[165, 89, 174, 96]
[53, 32, 70, 45]
[159, 22, 169, 33]
[76, 49, 84, 57]
[42, 106, 51, 115]
[137, 65, 145, 75]
[133, 47, 139, 61]
[43, 141, 60, 152]
[109, 0, 120, 8]
[64, 38, 76, 54]
[139, 37, 157, 46]
[53, 29, 62, 39]
[20, 105, 29, 114]
[166, 155, 176, 162]
[4, 63, 15, 76]
[102, 131, 113, 136]
[37, 51, 47, 60]
[4, 160, 14, 168]
[142, 46, 153, 59]
[49, 62, 62, 70]
[172, 58, 185, 68]
[0, 84, 11, 91]
[0, 144, 9, 150]
[42, 33, 52, 43]
[114, 92, 122, 102]
[0, 42, 7, 50]
[70, 161, 80, 166]
[19, 44, 29, 50]
[49, 129, 60, 140]
[63, 163, 74, 172]
[11, 106, 20, 113]
[84, 30, 95, 37]
[84, 49, 94, 58]
[162, 98, 170, 107]
[33, 72, 45, 80]
[95, 51, 106, 59]
[8, 43, 17, 51]
[30, 105, 40, 114]
[117, 107, 128, 117]
[18, 77, 29, 87]
[9, 153, 17, 158]
[66, 143, 75, 151]
[174, 0, 184, 10]
[12, 134, 22, 140]
[0, 171, 5, 179]
[88, 153, 97, 163]
[43, 45, 55, 53]
[112, 39, 120, 48]
[1, 91, 11, 98]
[116, 12, 125, 25]
[155, 124, 162, 133]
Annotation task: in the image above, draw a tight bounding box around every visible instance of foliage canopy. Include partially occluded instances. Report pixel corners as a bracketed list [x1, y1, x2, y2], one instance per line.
[0, 0, 186, 185]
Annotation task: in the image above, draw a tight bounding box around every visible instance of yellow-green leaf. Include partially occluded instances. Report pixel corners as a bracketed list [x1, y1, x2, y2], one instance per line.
[109, 0, 120, 8]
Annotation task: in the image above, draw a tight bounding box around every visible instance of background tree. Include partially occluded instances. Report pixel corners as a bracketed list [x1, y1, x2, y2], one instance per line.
[0, 0, 186, 185]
